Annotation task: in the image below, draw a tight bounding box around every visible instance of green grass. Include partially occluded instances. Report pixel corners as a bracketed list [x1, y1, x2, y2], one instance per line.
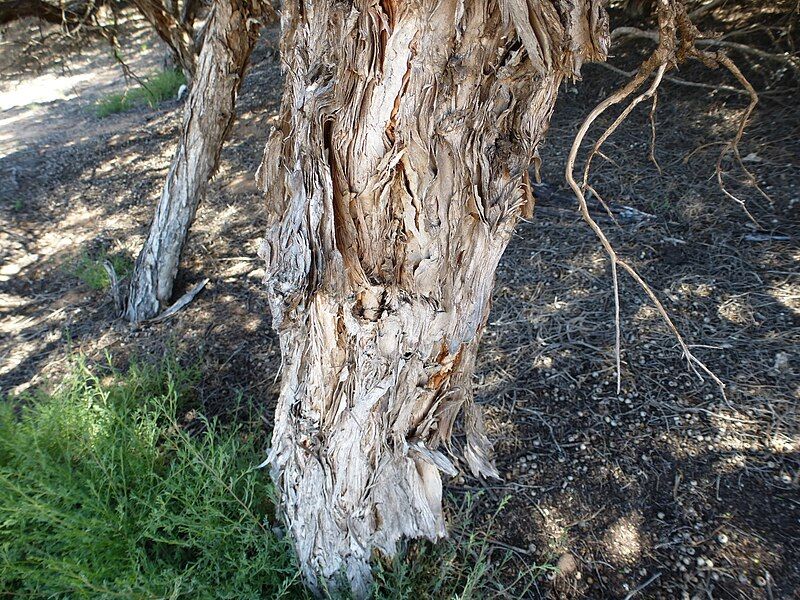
[0, 357, 304, 599]
[73, 251, 133, 291]
[0, 196, 24, 212]
[96, 69, 186, 117]
[370, 495, 550, 599]
[0, 356, 546, 598]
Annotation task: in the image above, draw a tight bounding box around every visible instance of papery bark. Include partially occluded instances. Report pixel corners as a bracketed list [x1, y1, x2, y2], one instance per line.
[132, 0, 198, 81]
[259, 0, 608, 594]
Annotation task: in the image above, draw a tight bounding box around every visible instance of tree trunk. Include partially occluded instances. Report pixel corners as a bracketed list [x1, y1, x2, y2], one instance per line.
[125, 0, 263, 322]
[259, 0, 608, 595]
[132, 0, 198, 81]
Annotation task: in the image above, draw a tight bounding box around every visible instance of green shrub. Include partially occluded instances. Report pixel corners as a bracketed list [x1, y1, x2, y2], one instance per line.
[0, 357, 303, 599]
[73, 251, 133, 291]
[95, 91, 129, 117]
[96, 69, 186, 117]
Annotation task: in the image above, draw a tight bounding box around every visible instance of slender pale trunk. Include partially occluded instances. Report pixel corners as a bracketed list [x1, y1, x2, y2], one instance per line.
[259, 0, 608, 594]
[125, 0, 263, 322]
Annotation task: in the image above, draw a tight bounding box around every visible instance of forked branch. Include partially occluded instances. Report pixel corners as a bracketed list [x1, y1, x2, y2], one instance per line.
[564, 0, 762, 396]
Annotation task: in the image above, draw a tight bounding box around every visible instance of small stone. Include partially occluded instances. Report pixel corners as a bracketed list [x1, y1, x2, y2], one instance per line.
[755, 576, 767, 587]
[773, 352, 790, 372]
[717, 533, 729, 545]
[557, 553, 577, 576]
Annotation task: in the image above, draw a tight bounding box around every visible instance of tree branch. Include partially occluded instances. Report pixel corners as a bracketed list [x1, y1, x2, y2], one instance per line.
[567, 0, 728, 396]
[612, 25, 800, 76]
[0, 0, 101, 27]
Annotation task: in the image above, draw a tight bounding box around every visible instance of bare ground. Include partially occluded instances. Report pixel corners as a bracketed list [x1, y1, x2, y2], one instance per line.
[1, 5, 798, 599]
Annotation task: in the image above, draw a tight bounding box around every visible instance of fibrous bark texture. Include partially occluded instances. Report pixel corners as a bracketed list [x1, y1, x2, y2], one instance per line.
[259, 0, 608, 595]
[125, 0, 262, 322]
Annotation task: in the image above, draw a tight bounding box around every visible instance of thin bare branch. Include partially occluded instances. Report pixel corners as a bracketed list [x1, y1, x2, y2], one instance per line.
[648, 91, 662, 174]
[595, 61, 750, 96]
[565, 1, 728, 396]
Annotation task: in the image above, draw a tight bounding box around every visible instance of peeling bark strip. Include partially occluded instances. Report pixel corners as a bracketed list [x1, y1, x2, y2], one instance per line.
[260, 0, 608, 595]
[125, 0, 263, 322]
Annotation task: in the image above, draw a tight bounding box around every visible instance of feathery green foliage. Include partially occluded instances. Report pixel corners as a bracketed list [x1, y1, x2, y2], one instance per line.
[0, 357, 303, 599]
[96, 69, 186, 117]
[73, 251, 133, 290]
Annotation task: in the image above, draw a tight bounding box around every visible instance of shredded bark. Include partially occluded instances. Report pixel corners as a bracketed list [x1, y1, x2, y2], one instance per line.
[259, 0, 609, 594]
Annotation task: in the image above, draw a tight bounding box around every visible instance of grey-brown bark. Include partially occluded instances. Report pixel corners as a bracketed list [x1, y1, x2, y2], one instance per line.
[131, 0, 198, 81]
[125, 0, 263, 322]
[259, 0, 609, 595]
